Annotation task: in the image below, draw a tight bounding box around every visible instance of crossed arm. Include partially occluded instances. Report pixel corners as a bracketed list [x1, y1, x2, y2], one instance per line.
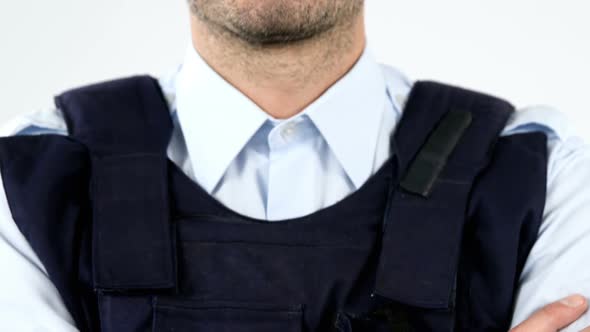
[512, 295, 589, 331]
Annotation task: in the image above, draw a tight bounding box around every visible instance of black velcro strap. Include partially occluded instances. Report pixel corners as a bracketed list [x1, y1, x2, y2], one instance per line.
[92, 154, 175, 290]
[400, 110, 472, 197]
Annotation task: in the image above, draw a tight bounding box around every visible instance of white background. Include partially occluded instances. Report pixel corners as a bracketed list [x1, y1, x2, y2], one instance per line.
[1, 1, 589, 140]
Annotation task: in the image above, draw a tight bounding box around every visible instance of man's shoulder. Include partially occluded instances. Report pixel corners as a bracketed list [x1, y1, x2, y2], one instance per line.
[378, 63, 578, 141]
[499, 104, 590, 197]
[502, 105, 573, 141]
[0, 107, 68, 137]
[378, 63, 587, 178]
[0, 70, 179, 139]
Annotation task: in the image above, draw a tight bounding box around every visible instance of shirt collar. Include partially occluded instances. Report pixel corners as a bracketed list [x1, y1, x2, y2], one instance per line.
[176, 45, 269, 193]
[175, 43, 391, 192]
[303, 46, 388, 188]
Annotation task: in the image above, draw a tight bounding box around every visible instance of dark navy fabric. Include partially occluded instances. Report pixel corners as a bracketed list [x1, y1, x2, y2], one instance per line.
[0, 76, 547, 331]
[376, 82, 514, 309]
[0, 136, 97, 331]
[55, 77, 177, 292]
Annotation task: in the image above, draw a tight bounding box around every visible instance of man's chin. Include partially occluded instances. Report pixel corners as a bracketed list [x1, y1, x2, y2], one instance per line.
[190, 0, 364, 46]
[224, 25, 327, 46]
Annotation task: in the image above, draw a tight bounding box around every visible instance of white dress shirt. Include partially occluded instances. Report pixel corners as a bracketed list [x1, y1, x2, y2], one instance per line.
[1, 44, 590, 331]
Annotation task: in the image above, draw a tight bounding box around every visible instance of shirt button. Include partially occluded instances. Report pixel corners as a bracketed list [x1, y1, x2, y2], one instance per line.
[281, 123, 297, 140]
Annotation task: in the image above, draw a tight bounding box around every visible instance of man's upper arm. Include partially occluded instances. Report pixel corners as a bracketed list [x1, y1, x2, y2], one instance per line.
[510, 108, 590, 331]
[0, 174, 77, 331]
[0, 107, 77, 330]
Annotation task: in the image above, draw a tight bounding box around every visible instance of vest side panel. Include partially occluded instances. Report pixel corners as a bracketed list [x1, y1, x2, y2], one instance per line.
[0, 135, 96, 331]
[457, 131, 548, 330]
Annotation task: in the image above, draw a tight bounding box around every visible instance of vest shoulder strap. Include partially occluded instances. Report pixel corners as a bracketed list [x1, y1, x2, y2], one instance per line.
[56, 75, 173, 155]
[375, 81, 514, 312]
[55, 75, 176, 292]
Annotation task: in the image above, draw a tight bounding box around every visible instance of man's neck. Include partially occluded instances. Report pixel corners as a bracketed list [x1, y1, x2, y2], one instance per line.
[189, 11, 367, 119]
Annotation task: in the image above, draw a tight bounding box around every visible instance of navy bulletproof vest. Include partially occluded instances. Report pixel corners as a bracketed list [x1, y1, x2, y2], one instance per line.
[0, 76, 548, 331]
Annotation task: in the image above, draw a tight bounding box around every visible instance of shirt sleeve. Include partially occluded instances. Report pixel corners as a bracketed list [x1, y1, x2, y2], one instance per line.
[510, 108, 590, 330]
[0, 107, 77, 331]
[0, 174, 78, 331]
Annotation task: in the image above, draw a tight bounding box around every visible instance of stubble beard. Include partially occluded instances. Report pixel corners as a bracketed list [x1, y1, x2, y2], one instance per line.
[188, 0, 364, 46]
